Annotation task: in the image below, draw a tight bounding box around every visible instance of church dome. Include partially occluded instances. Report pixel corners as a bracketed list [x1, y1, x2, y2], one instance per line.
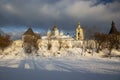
[52, 25, 58, 31]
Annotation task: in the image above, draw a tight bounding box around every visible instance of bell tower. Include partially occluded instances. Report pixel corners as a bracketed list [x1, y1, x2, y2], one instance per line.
[75, 22, 84, 40]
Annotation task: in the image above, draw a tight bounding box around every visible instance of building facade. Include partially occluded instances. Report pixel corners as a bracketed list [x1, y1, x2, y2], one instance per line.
[75, 22, 84, 40]
[22, 28, 41, 53]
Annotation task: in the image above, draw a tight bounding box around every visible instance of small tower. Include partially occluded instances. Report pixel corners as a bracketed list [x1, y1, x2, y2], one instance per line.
[22, 28, 39, 53]
[52, 25, 59, 37]
[75, 22, 84, 40]
[109, 21, 118, 34]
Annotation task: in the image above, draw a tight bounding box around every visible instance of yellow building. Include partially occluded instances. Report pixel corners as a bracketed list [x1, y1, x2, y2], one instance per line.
[76, 22, 84, 40]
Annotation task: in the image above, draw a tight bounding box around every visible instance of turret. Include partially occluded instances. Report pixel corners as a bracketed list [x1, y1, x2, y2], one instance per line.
[109, 21, 118, 34]
[75, 22, 84, 40]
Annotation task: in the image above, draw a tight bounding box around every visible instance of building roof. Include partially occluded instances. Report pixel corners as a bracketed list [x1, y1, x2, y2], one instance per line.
[52, 25, 58, 31]
[77, 22, 82, 29]
[23, 28, 35, 35]
[109, 21, 119, 34]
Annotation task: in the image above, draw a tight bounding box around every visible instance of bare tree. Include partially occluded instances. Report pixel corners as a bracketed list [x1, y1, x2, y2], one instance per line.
[47, 42, 52, 50]
[107, 34, 119, 58]
[58, 38, 62, 51]
[94, 32, 107, 53]
[0, 34, 12, 52]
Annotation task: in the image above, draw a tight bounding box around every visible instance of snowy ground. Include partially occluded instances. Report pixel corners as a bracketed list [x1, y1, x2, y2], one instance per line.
[0, 52, 120, 80]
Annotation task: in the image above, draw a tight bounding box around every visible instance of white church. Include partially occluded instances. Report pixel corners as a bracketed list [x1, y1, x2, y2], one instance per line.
[21, 22, 84, 55]
[39, 22, 84, 50]
[44, 22, 84, 41]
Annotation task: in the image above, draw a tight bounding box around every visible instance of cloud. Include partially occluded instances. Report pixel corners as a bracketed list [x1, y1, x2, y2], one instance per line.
[0, 0, 120, 33]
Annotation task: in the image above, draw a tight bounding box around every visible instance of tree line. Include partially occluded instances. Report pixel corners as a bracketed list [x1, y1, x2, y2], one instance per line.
[94, 32, 120, 58]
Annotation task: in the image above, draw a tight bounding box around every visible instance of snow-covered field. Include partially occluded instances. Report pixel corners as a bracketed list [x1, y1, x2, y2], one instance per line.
[0, 53, 120, 80]
[0, 40, 120, 80]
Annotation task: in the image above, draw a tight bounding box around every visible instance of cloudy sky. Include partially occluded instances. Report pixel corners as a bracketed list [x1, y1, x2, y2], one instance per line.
[0, 0, 120, 39]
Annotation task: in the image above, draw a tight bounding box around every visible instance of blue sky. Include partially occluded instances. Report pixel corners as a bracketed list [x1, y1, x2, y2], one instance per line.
[96, 0, 113, 4]
[0, 0, 120, 39]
